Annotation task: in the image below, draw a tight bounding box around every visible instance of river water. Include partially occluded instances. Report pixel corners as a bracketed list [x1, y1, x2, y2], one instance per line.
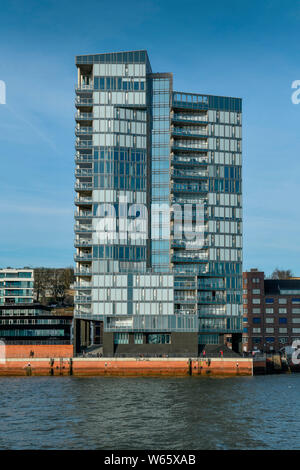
[0, 374, 299, 449]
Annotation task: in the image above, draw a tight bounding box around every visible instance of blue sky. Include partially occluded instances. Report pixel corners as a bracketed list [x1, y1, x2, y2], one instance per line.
[0, 0, 299, 276]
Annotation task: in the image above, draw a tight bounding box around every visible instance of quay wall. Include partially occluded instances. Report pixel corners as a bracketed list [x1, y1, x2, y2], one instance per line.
[0, 357, 253, 377]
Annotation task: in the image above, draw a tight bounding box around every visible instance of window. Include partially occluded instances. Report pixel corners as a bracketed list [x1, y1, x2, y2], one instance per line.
[252, 308, 261, 314]
[266, 308, 274, 314]
[266, 328, 274, 333]
[252, 337, 261, 343]
[279, 328, 287, 333]
[253, 317, 261, 324]
[134, 333, 143, 344]
[252, 299, 260, 304]
[252, 289, 260, 294]
[114, 333, 129, 344]
[279, 338, 288, 344]
[265, 318, 274, 324]
[266, 298, 274, 304]
[293, 328, 300, 333]
[253, 328, 261, 333]
[279, 298, 287, 304]
[279, 308, 287, 314]
[147, 334, 171, 344]
[279, 318, 287, 324]
[292, 299, 300, 304]
[265, 337, 274, 343]
[292, 308, 300, 314]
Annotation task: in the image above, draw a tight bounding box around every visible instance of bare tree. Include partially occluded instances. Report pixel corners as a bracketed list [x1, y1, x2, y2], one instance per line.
[34, 267, 74, 305]
[270, 268, 294, 280]
[34, 268, 52, 303]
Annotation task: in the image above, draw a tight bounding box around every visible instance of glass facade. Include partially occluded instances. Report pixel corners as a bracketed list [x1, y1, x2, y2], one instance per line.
[74, 50, 243, 348]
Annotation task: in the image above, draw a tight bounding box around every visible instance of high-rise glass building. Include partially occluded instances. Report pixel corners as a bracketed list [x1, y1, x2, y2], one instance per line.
[74, 50, 242, 355]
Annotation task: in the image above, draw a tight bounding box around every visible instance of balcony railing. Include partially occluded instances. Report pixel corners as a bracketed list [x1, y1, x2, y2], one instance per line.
[74, 283, 92, 289]
[172, 155, 208, 165]
[174, 308, 196, 315]
[75, 169, 93, 177]
[172, 142, 208, 151]
[172, 113, 208, 123]
[198, 295, 226, 304]
[75, 98, 93, 106]
[75, 295, 92, 303]
[75, 126, 93, 135]
[172, 253, 208, 263]
[75, 84, 93, 91]
[74, 211, 93, 218]
[75, 112, 94, 120]
[74, 269, 92, 276]
[74, 197, 92, 204]
[172, 170, 208, 179]
[198, 282, 225, 290]
[75, 183, 93, 191]
[75, 154, 93, 162]
[172, 128, 208, 138]
[74, 238, 92, 247]
[172, 183, 208, 193]
[75, 140, 93, 149]
[74, 224, 93, 232]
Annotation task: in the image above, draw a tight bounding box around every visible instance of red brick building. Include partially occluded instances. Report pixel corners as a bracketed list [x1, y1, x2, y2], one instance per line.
[243, 269, 300, 353]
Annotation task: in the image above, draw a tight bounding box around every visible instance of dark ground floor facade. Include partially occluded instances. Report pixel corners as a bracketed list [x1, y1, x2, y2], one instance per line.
[74, 319, 242, 356]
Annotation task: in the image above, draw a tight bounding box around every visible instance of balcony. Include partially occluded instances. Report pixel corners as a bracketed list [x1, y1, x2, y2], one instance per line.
[75, 211, 93, 220]
[75, 153, 93, 163]
[172, 253, 208, 263]
[75, 112, 93, 121]
[74, 269, 92, 276]
[75, 140, 93, 149]
[172, 114, 208, 124]
[75, 169, 93, 177]
[173, 264, 209, 275]
[174, 281, 197, 289]
[174, 308, 196, 315]
[75, 183, 93, 191]
[172, 241, 209, 251]
[171, 169, 208, 180]
[172, 156, 208, 166]
[74, 238, 92, 247]
[172, 183, 208, 194]
[198, 282, 225, 290]
[74, 307, 92, 316]
[74, 224, 93, 232]
[75, 97, 93, 106]
[75, 126, 93, 136]
[75, 295, 92, 303]
[74, 197, 92, 205]
[172, 128, 207, 138]
[198, 295, 226, 304]
[172, 143, 208, 152]
[75, 84, 93, 91]
[174, 295, 196, 303]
